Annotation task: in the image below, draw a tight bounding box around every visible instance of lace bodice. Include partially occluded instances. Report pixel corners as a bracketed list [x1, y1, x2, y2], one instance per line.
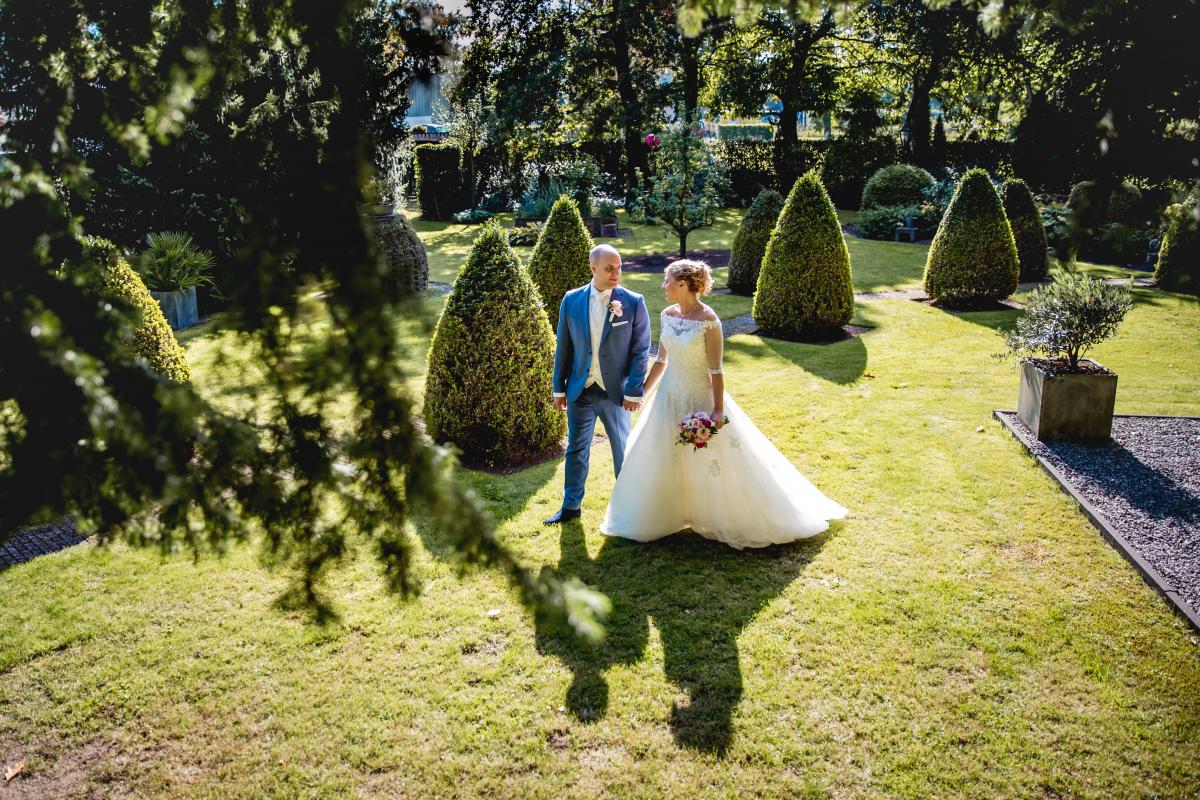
[655, 311, 723, 389]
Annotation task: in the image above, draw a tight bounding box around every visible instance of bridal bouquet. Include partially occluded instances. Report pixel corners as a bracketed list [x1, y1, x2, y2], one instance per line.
[676, 412, 728, 451]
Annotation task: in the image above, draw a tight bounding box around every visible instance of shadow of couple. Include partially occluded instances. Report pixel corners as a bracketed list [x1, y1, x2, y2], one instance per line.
[534, 517, 828, 754]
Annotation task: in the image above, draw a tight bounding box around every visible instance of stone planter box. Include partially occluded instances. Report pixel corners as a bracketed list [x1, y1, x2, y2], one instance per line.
[1017, 358, 1117, 441]
[583, 215, 618, 237]
[151, 286, 199, 331]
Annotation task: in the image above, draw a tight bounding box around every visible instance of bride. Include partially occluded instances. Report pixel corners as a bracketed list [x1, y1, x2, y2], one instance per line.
[601, 260, 847, 549]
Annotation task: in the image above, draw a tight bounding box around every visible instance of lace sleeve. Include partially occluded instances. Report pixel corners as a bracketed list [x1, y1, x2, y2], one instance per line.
[704, 318, 723, 374]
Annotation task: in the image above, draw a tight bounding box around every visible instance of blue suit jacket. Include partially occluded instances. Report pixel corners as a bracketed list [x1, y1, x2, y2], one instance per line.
[553, 284, 651, 404]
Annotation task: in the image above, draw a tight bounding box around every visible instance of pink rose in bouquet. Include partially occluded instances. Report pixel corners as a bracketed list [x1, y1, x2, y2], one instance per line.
[676, 411, 728, 451]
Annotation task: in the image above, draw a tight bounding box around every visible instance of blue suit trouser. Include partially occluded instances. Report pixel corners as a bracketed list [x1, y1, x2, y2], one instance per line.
[563, 383, 632, 510]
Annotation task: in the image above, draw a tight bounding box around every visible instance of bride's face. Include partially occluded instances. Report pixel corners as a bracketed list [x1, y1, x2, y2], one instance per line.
[662, 271, 692, 304]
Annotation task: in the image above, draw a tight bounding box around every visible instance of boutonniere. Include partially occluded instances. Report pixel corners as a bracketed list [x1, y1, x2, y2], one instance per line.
[608, 299, 623, 322]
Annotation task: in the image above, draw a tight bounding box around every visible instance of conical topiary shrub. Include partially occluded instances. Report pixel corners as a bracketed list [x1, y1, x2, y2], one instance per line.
[373, 213, 429, 295]
[1155, 201, 1200, 294]
[923, 169, 1019, 307]
[752, 172, 854, 338]
[81, 237, 191, 383]
[527, 195, 593, 327]
[423, 222, 566, 469]
[728, 189, 785, 295]
[1001, 178, 1049, 282]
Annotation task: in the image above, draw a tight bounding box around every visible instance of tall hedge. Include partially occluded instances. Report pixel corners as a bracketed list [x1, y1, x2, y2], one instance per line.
[861, 164, 935, 210]
[923, 169, 1019, 306]
[373, 213, 429, 295]
[81, 237, 191, 383]
[527, 196, 593, 328]
[423, 222, 565, 468]
[1001, 178, 1049, 282]
[1155, 202, 1200, 294]
[728, 189, 784, 295]
[415, 143, 467, 221]
[752, 172, 854, 337]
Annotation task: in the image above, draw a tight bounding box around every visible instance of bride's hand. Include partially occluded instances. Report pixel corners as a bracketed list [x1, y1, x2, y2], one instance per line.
[712, 409, 725, 429]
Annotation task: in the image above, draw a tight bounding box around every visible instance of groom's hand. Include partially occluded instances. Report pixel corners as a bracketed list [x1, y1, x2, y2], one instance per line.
[623, 399, 641, 412]
[553, 396, 567, 412]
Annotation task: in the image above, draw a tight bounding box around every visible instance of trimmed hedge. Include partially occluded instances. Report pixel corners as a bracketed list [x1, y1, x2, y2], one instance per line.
[752, 172, 854, 337]
[373, 213, 429, 295]
[1155, 202, 1200, 294]
[415, 143, 467, 221]
[527, 196, 593, 327]
[861, 164, 935, 210]
[1001, 178, 1049, 282]
[423, 222, 565, 468]
[718, 123, 773, 141]
[728, 189, 785, 295]
[1066, 181, 1107, 230]
[858, 204, 940, 241]
[923, 168, 1019, 306]
[821, 136, 896, 210]
[82, 237, 191, 383]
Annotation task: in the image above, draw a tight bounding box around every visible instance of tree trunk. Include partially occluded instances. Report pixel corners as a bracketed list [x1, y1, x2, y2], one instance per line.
[682, 36, 700, 121]
[678, 230, 688, 259]
[611, 1, 645, 191]
[908, 56, 939, 167]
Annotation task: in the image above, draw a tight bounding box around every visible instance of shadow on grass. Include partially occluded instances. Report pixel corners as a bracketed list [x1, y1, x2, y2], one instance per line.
[737, 305, 875, 385]
[536, 520, 829, 754]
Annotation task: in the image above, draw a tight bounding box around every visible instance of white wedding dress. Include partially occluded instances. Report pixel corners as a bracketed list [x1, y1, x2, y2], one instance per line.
[601, 311, 848, 548]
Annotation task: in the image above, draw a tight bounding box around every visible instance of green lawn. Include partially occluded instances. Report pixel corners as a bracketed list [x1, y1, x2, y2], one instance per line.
[3, 221, 1198, 799]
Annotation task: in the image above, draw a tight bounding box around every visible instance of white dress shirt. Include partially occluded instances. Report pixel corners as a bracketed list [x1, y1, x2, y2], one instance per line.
[553, 284, 640, 403]
[586, 283, 611, 392]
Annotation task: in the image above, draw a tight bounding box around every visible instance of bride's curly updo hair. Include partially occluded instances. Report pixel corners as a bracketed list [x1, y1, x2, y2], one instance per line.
[666, 259, 713, 296]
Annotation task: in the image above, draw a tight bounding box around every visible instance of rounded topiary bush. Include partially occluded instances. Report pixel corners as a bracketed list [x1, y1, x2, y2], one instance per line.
[752, 172, 854, 337]
[923, 168, 1019, 306]
[423, 222, 565, 468]
[1155, 201, 1200, 294]
[373, 213, 429, 295]
[81, 237, 191, 383]
[861, 164, 935, 210]
[527, 195, 593, 327]
[1067, 180, 1107, 230]
[728, 189, 785, 295]
[1001, 178, 1049, 282]
[1107, 181, 1143, 225]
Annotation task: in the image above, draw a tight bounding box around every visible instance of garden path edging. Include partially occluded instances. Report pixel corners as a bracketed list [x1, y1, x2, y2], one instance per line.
[994, 409, 1200, 635]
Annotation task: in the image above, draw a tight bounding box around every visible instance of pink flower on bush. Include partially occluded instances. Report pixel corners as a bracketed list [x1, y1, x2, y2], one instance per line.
[644, 133, 660, 149]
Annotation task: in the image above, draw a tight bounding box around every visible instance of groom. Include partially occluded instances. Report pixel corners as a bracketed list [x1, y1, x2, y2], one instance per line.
[544, 244, 651, 524]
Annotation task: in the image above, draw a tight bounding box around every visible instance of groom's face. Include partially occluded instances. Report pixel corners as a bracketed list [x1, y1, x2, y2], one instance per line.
[590, 250, 622, 291]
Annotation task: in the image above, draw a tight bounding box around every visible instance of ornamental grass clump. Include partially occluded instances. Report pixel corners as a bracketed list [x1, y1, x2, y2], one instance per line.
[138, 231, 216, 293]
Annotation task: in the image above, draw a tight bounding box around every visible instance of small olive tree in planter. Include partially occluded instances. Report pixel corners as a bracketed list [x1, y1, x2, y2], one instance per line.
[137, 232, 217, 330]
[999, 271, 1133, 441]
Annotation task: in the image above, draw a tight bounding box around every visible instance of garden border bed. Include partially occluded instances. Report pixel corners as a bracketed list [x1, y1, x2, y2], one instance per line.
[994, 410, 1200, 634]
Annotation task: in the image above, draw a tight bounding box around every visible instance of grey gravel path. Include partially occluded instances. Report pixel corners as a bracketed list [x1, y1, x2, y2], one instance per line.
[0, 518, 87, 569]
[998, 412, 1200, 616]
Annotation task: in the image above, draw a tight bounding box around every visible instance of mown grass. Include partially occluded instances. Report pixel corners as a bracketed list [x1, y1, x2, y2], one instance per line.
[2, 218, 1197, 799]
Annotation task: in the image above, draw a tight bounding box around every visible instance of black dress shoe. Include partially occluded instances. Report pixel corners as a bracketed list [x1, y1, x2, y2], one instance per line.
[543, 507, 581, 525]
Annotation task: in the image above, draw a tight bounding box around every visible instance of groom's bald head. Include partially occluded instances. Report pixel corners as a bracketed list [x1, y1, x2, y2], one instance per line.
[589, 244, 622, 291]
[590, 244, 621, 265]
